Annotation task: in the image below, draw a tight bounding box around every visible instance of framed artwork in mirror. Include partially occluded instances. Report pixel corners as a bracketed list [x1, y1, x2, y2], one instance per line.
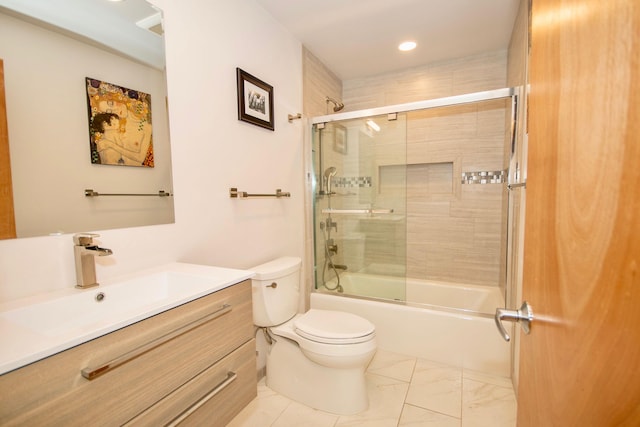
[86, 78, 154, 167]
[236, 68, 274, 131]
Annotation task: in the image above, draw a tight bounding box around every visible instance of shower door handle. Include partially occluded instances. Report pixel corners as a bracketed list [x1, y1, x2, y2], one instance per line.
[494, 301, 533, 342]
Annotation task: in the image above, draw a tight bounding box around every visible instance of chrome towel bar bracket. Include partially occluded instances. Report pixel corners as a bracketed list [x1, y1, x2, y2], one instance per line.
[287, 113, 302, 122]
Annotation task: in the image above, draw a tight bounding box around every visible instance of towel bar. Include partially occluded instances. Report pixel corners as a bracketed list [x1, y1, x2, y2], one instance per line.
[85, 189, 172, 197]
[229, 188, 290, 198]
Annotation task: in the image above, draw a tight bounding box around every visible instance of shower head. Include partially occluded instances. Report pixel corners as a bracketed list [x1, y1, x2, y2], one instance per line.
[326, 96, 345, 112]
[324, 167, 337, 194]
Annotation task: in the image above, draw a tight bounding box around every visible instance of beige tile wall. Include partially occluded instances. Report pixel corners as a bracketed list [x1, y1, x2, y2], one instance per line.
[339, 51, 509, 287]
[342, 50, 507, 111]
[404, 99, 508, 286]
[302, 47, 342, 117]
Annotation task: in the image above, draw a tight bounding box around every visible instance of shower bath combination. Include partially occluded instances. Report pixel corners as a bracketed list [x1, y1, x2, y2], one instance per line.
[311, 86, 522, 313]
[310, 87, 522, 378]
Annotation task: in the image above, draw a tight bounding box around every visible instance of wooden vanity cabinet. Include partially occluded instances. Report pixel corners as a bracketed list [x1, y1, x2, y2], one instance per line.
[0, 280, 257, 426]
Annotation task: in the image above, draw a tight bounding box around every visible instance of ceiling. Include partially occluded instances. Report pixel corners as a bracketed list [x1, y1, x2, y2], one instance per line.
[256, 0, 521, 81]
[0, 0, 164, 69]
[2, 0, 520, 79]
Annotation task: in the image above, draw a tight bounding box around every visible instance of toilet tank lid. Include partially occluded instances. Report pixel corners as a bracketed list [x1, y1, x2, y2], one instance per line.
[250, 256, 301, 280]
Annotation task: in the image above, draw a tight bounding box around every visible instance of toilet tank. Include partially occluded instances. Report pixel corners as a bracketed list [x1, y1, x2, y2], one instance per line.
[250, 256, 301, 327]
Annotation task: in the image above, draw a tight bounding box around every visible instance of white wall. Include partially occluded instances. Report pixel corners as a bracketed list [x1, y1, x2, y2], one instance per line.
[0, 0, 305, 302]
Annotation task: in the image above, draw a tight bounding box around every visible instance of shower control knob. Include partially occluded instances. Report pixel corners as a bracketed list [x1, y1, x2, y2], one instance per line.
[267, 282, 278, 288]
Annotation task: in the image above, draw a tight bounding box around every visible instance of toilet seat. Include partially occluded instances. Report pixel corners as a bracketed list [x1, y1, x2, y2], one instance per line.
[270, 311, 377, 369]
[293, 309, 375, 344]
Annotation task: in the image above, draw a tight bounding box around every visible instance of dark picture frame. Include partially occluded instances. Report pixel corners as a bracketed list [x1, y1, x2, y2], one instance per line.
[236, 68, 274, 131]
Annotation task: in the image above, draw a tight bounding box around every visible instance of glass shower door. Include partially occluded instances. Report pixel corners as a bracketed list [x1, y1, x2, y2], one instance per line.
[313, 113, 407, 301]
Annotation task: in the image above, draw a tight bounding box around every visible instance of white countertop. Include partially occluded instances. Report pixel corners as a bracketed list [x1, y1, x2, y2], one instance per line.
[0, 262, 255, 375]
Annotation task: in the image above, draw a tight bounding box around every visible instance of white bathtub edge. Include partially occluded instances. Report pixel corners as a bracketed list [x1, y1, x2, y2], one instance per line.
[311, 292, 511, 377]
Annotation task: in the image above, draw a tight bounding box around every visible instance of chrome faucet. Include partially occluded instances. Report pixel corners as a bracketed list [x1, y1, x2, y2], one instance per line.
[73, 233, 113, 289]
[329, 263, 347, 270]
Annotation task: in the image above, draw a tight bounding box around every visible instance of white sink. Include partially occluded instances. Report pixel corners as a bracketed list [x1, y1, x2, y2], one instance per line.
[0, 263, 255, 374]
[5, 271, 221, 336]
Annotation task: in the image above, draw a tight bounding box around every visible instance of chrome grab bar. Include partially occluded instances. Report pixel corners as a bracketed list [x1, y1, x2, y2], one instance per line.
[321, 208, 394, 214]
[81, 304, 232, 380]
[85, 189, 172, 197]
[166, 372, 237, 426]
[229, 187, 291, 198]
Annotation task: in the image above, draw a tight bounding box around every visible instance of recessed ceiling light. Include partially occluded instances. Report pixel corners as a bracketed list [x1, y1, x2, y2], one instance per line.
[398, 41, 417, 52]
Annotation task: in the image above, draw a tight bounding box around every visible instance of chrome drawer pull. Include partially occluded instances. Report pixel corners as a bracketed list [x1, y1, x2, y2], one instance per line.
[166, 371, 237, 426]
[81, 304, 232, 380]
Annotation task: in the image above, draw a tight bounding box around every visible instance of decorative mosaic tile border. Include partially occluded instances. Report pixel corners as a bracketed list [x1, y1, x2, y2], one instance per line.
[461, 170, 506, 184]
[333, 176, 372, 188]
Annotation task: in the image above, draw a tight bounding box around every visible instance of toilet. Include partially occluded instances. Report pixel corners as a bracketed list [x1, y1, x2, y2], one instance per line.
[250, 256, 377, 415]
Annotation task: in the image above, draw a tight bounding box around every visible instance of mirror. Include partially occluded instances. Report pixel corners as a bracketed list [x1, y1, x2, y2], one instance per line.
[0, 0, 174, 240]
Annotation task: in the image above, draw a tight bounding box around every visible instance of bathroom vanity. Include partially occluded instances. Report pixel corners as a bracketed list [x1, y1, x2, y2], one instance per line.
[0, 264, 256, 426]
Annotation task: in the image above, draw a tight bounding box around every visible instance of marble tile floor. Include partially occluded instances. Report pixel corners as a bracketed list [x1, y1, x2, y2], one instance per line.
[228, 349, 517, 427]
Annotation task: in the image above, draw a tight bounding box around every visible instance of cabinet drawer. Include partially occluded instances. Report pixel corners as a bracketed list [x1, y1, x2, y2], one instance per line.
[126, 339, 257, 426]
[0, 280, 253, 426]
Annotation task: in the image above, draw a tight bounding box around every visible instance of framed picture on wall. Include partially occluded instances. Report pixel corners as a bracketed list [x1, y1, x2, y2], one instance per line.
[236, 68, 274, 131]
[85, 77, 154, 167]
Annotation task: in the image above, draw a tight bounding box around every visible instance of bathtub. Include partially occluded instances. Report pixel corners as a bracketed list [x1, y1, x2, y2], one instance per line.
[323, 272, 504, 313]
[314, 273, 511, 377]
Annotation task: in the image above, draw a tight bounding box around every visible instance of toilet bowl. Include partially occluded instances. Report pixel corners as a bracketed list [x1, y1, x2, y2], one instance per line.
[250, 257, 377, 415]
[272, 309, 377, 368]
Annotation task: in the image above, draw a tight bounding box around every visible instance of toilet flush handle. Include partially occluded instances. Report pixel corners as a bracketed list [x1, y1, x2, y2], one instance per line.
[267, 282, 278, 288]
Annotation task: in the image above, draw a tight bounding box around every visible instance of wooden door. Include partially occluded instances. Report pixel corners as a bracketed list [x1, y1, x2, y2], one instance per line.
[518, 0, 640, 425]
[0, 58, 16, 239]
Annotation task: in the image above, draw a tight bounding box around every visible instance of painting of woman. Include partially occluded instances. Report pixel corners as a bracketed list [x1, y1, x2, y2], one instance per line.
[85, 78, 154, 167]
